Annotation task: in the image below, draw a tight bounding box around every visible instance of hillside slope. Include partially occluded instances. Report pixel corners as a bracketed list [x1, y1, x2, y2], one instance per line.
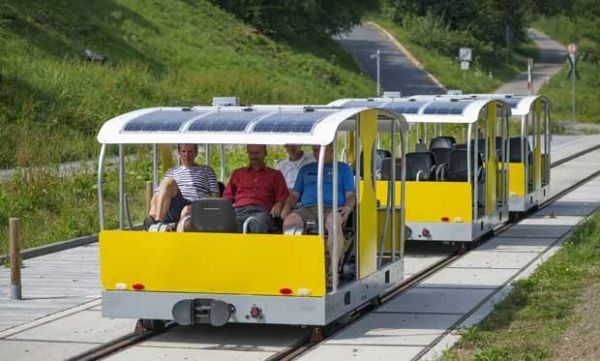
[0, 0, 374, 167]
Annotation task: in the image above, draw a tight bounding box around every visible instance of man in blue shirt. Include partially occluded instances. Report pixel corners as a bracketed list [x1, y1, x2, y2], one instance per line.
[281, 144, 356, 263]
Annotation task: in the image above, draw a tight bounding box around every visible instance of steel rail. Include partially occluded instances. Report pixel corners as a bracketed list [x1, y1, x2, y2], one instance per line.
[269, 153, 600, 361]
[64, 322, 173, 361]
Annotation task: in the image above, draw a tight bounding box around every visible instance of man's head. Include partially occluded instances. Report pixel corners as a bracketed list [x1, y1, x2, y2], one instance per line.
[178, 144, 198, 167]
[284, 144, 304, 161]
[247, 144, 267, 169]
[311, 144, 333, 162]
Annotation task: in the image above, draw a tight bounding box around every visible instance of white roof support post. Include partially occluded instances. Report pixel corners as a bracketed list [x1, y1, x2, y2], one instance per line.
[97, 144, 107, 231]
[331, 136, 339, 292]
[317, 145, 326, 239]
[118, 144, 125, 230]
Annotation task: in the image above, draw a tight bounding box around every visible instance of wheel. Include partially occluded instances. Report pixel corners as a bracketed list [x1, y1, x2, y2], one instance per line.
[136, 319, 166, 333]
[310, 327, 324, 342]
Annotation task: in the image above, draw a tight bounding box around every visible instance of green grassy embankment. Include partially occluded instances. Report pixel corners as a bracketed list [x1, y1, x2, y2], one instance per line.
[534, 16, 600, 123]
[0, 0, 375, 253]
[442, 210, 600, 360]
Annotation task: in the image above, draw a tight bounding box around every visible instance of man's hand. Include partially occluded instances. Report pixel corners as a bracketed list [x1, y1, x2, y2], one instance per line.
[280, 205, 291, 219]
[338, 206, 352, 222]
[270, 202, 283, 218]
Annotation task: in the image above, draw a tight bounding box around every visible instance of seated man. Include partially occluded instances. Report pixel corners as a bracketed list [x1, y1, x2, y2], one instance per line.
[280, 144, 356, 263]
[223, 144, 289, 233]
[146, 144, 220, 230]
[276, 144, 315, 190]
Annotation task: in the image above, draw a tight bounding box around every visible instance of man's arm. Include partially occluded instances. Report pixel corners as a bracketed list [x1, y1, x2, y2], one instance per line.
[280, 191, 300, 219]
[203, 166, 222, 198]
[271, 169, 290, 217]
[222, 171, 237, 202]
[339, 191, 356, 221]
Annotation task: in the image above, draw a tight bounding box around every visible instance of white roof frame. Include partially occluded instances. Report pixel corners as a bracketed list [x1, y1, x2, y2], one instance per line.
[329, 98, 511, 123]
[97, 105, 408, 146]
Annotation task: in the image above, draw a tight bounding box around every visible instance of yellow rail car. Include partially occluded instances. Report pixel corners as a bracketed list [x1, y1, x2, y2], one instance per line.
[96, 104, 408, 328]
[330, 97, 511, 243]
[462, 95, 551, 212]
[407, 93, 552, 213]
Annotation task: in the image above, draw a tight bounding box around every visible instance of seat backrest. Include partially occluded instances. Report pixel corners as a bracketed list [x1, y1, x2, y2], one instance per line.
[405, 152, 435, 181]
[380, 157, 403, 180]
[429, 136, 456, 150]
[359, 149, 392, 177]
[446, 149, 483, 182]
[508, 136, 533, 163]
[430, 148, 451, 166]
[191, 198, 238, 232]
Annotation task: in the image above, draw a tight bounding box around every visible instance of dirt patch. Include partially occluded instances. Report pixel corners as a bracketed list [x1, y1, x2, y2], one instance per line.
[551, 281, 600, 360]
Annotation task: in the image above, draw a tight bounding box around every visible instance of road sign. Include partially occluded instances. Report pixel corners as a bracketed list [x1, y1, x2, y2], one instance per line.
[568, 43, 577, 54]
[461, 61, 470, 70]
[459, 47, 472, 62]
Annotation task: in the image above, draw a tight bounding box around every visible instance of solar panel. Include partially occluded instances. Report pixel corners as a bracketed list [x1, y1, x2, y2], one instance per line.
[341, 100, 384, 107]
[123, 110, 198, 132]
[252, 112, 327, 133]
[422, 102, 469, 115]
[501, 98, 522, 108]
[188, 112, 268, 132]
[384, 102, 428, 114]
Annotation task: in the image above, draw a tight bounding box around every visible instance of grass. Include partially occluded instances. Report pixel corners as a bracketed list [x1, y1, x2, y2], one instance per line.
[441, 211, 600, 361]
[367, 16, 537, 94]
[0, 0, 377, 253]
[0, 0, 374, 169]
[534, 16, 600, 123]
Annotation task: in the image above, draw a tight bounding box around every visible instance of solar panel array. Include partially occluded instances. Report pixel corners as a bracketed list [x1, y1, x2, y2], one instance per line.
[123, 110, 199, 132]
[422, 101, 469, 115]
[253, 112, 326, 133]
[188, 112, 268, 132]
[385, 102, 428, 114]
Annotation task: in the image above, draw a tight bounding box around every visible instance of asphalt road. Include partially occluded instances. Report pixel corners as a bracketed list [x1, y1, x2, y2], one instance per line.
[495, 28, 566, 94]
[334, 23, 446, 97]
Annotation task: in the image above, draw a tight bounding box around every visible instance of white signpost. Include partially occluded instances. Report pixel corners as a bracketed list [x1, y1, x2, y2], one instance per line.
[567, 43, 577, 121]
[459, 47, 472, 89]
[527, 57, 534, 95]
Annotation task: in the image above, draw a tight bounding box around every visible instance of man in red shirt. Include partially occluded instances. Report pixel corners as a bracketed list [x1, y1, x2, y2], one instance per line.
[223, 144, 289, 233]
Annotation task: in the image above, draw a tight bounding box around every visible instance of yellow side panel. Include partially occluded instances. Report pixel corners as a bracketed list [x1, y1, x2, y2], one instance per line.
[486, 103, 497, 215]
[374, 181, 473, 222]
[509, 163, 526, 197]
[377, 208, 401, 251]
[99, 231, 325, 297]
[534, 100, 543, 189]
[358, 110, 378, 278]
[159, 144, 172, 174]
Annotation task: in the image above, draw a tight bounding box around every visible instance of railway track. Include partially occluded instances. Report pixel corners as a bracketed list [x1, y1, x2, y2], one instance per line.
[3, 140, 599, 361]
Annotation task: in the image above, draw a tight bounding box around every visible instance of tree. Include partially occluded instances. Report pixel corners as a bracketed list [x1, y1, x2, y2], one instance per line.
[210, 0, 379, 37]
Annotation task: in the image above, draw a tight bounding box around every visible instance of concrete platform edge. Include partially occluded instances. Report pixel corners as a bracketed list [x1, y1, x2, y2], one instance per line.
[419, 210, 595, 361]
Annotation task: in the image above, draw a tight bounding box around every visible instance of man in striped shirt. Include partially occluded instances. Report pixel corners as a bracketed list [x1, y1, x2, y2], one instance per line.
[147, 144, 220, 229]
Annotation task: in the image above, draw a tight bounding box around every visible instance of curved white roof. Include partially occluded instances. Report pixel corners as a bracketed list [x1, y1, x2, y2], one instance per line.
[96, 105, 407, 145]
[398, 93, 549, 117]
[329, 97, 511, 123]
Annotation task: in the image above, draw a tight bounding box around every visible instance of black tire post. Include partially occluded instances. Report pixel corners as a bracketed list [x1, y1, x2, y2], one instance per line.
[9, 218, 22, 300]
